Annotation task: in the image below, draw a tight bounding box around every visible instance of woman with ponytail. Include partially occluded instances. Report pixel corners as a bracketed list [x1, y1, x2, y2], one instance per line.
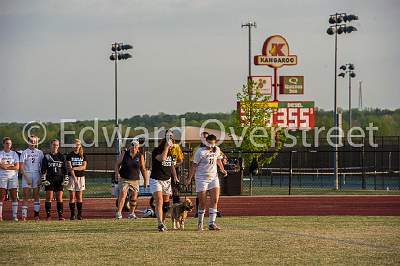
[66, 139, 87, 220]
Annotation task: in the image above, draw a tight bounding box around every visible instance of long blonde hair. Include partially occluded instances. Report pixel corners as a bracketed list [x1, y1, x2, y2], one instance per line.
[74, 139, 84, 159]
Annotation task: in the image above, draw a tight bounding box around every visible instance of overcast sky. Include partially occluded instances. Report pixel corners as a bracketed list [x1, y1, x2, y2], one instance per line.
[0, 0, 399, 123]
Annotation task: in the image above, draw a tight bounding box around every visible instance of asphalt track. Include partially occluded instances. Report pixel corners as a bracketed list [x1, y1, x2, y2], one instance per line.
[1, 195, 399, 220]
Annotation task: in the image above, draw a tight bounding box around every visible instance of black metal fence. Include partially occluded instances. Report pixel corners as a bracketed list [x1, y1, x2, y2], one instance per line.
[240, 150, 400, 195]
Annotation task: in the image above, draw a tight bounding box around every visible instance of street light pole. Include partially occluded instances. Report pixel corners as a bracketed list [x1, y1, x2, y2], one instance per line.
[114, 43, 118, 128]
[332, 14, 340, 191]
[348, 72, 352, 129]
[327, 13, 359, 190]
[339, 63, 356, 129]
[110, 42, 133, 155]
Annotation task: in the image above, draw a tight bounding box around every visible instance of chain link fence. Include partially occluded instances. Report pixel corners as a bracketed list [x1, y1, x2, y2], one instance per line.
[9, 136, 400, 197]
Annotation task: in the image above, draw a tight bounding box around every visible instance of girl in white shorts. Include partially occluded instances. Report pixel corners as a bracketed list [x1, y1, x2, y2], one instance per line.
[149, 130, 178, 232]
[186, 134, 227, 231]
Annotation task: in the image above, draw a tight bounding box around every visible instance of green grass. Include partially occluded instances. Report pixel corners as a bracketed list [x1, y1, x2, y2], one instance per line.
[0, 216, 399, 265]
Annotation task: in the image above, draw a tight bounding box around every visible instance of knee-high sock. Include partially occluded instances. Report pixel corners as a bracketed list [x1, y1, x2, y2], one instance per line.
[0, 202, 3, 218]
[198, 209, 205, 228]
[195, 197, 199, 213]
[76, 202, 82, 216]
[56, 202, 63, 217]
[33, 201, 40, 215]
[21, 205, 28, 218]
[172, 195, 180, 204]
[69, 202, 76, 217]
[45, 201, 51, 217]
[12, 202, 18, 218]
[209, 208, 217, 225]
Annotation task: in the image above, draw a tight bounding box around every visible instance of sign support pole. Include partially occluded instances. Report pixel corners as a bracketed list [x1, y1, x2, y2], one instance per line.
[273, 68, 278, 101]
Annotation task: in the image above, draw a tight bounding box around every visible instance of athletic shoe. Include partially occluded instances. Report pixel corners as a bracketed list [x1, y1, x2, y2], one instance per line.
[21, 217, 27, 222]
[12, 217, 18, 222]
[34, 216, 40, 222]
[58, 216, 65, 221]
[116, 212, 122, 220]
[77, 215, 83, 220]
[70, 215, 76, 221]
[197, 223, 204, 231]
[0, 217, 3, 221]
[208, 223, 221, 231]
[127, 213, 137, 220]
[158, 223, 167, 232]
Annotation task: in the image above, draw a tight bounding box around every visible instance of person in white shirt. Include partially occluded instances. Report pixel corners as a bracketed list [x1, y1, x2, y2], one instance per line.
[0, 137, 20, 221]
[186, 134, 227, 231]
[19, 135, 44, 221]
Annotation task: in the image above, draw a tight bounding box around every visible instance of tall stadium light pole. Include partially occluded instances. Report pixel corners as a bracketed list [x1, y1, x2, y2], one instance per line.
[326, 13, 358, 190]
[110, 42, 133, 155]
[339, 63, 356, 129]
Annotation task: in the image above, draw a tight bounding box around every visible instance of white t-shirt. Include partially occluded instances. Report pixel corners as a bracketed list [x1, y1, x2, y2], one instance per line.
[193, 146, 223, 179]
[20, 148, 44, 173]
[0, 150, 19, 179]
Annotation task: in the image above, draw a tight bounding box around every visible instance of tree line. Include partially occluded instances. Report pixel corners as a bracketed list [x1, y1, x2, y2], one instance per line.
[0, 108, 399, 147]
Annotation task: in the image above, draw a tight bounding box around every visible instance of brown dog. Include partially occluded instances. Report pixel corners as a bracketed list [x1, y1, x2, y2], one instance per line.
[171, 198, 193, 230]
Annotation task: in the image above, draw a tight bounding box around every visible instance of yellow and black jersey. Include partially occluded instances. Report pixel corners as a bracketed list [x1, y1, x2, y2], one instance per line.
[170, 144, 184, 165]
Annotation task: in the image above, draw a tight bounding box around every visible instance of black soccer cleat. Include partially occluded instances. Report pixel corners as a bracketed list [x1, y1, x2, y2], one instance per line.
[208, 223, 221, 231]
[158, 223, 167, 232]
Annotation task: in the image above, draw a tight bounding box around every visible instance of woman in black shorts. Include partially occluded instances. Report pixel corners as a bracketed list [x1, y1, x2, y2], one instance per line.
[41, 139, 69, 221]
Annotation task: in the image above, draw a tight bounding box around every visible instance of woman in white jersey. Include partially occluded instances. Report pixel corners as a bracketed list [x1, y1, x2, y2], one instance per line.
[186, 134, 227, 231]
[0, 137, 20, 221]
[19, 135, 44, 221]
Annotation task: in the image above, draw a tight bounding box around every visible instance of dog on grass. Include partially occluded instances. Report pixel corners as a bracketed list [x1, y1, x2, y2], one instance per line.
[171, 198, 194, 230]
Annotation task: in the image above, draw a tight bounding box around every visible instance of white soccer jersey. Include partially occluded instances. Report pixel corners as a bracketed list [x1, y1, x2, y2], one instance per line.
[193, 146, 223, 179]
[0, 150, 19, 179]
[20, 148, 44, 173]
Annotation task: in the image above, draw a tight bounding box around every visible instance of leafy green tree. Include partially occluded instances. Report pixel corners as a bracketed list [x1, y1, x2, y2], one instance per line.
[233, 81, 285, 169]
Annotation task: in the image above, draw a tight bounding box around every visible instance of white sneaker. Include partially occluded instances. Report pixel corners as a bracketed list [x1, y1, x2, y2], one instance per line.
[115, 212, 122, 220]
[128, 213, 137, 220]
[197, 222, 204, 231]
[13, 217, 18, 222]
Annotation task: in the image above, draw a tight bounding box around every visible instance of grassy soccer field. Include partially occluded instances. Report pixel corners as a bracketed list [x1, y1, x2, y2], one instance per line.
[1, 216, 399, 265]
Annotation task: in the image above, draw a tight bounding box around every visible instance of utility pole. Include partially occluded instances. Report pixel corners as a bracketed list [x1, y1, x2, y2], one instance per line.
[241, 21, 256, 79]
[241, 21, 257, 127]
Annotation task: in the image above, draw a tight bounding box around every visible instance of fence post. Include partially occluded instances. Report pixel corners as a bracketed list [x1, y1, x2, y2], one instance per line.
[289, 151, 293, 195]
[361, 143, 366, 189]
[374, 148, 377, 190]
[250, 173, 253, 196]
